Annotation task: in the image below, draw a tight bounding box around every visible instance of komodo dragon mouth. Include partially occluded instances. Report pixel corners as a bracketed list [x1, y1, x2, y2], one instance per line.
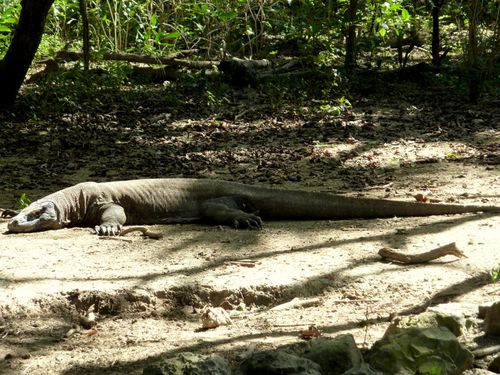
[7, 201, 61, 232]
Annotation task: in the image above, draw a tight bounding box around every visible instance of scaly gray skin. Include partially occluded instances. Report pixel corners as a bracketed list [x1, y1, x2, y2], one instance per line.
[5, 178, 500, 235]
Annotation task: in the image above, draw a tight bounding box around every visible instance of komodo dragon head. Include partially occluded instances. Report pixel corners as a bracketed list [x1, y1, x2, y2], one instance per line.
[7, 201, 62, 233]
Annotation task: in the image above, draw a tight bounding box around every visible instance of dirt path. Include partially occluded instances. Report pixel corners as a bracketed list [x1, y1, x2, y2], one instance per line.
[1, 162, 499, 374]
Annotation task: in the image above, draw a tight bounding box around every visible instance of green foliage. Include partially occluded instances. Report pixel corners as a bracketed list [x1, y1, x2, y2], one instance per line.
[17, 193, 31, 210]
[319, 96, 351, 115]
[42, 0, 272, 56]
[0, 0, 498, 91]
[374, 1, 413, 39]
[0, 0, 20, 58]
[491, 267, 500, 283]
[25, 0, 358, 59]
[205, 89, 229, 109]
[420, 367, 442, 375]
[37, 34, 67, 59]
[20, 65, 130, 112]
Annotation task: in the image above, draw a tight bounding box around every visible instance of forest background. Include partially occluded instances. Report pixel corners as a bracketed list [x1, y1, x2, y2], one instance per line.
[0, 0, 498, 108]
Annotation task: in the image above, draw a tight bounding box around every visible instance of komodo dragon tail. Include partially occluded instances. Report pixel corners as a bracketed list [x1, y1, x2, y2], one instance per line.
[239, 186, 500, 220]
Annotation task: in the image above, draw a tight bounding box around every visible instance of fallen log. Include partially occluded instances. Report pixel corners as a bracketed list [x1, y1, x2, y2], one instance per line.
[170, 58, 219, 69]
[55, 49, 199, 65]
[219, 57, 272, 86]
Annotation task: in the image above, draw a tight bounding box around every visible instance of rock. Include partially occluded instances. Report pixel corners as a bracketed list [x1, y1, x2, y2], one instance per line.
[242, 349, 322, 375]
[143, 352, 231, 375]
[463, 370, 498, 375]
[428, 302, 478, 332]
[478, 302, 496, 319]
[485, 301, 500, 336]
[368, 327, 473, 375]
[293, 335, 363, 374]
[385, 311, 463, 337]
[3, 348, 31, 360]
[429, 302, 476, 318]
[489, 353, 500, 373]
[201, 307, 232, 329]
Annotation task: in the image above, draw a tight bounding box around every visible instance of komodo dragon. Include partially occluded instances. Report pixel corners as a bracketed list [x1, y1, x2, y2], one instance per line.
[4, 178, 499, 235]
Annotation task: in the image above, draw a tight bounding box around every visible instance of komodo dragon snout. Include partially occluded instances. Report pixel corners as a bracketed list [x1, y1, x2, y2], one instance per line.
[7, 201, 61, 232]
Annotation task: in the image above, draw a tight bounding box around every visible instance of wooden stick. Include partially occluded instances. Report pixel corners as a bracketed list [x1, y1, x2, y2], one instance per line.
[120, 226, 163, 240]
[378, 242, 465, 264]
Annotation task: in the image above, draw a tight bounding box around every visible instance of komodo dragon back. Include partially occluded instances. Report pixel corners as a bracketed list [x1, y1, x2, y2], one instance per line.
[5, 178, 500, 234]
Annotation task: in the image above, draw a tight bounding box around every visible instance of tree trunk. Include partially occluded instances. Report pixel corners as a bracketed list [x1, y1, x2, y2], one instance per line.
[467, 0, 481, 103]
[0, 0, 54, 109]
[344, 0, 359, 74]
[431, 0, 443, 66]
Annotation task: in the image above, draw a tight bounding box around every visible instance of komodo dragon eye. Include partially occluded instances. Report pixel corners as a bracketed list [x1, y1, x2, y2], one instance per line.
[27, 208, 44, 220]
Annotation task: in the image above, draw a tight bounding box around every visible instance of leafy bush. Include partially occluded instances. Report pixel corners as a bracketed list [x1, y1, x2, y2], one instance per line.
[0, 0, 20, 58]
[17, 193, 31, 210]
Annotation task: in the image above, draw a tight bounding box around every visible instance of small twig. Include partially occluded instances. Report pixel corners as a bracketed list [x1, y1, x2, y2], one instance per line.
[365, 182, 394, 190]
[330, 299, 379, 303]
[487, 286, 500, 295]
[378, 242, 465, 264]
[120, 226, 163, 240]
[272, 323, 318, 327]
[227, 260, 257, 268]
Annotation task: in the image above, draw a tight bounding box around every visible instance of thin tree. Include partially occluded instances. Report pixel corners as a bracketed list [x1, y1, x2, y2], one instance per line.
[467, 0, 481, 103]
[345, 0, 359, 74]
[431, 0, 445, 66]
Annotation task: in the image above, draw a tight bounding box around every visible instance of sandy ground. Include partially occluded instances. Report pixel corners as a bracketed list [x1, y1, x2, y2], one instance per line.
[0, 162, 499, 375]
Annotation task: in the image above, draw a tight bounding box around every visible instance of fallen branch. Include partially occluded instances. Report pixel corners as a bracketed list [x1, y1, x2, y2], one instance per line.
[220, 57, 271, 70]
[170, 58, 218, 69]
[219, 57, 271, 86]
[55, 49, 199, 65]
[378, 242, 465, 264]
[259, 69, 321, 80]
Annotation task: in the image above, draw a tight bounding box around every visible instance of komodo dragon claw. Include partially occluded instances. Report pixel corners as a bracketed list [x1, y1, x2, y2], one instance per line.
[95, 224, 122, 236]
[1, 209, 19, 218]
[233, 213, 263, 229]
